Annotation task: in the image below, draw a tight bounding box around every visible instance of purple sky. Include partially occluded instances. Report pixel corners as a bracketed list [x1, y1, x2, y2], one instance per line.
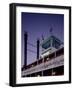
[21, 12, 64, 66]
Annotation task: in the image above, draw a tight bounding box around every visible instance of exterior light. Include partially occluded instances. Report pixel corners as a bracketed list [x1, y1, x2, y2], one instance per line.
[52, 72, 56, 75]
[47, 58, 49, 61]
[37, 75, 40, 77]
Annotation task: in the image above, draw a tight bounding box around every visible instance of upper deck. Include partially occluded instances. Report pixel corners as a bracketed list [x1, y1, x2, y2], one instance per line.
[22, 47, 64, 76]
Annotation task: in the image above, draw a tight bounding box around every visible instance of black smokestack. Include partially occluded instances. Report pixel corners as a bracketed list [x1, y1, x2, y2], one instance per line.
[24, 32, 28, 69]
[37, 39, 40, 59]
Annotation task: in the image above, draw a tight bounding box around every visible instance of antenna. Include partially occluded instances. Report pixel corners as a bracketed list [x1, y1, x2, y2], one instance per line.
[49, 27, 53, 36]
[42, 34, 44, 40]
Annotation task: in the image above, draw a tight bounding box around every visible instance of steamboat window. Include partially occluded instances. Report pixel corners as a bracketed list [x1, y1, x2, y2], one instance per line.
[56, 48, 64, 57]
[49, 53, 55, 60]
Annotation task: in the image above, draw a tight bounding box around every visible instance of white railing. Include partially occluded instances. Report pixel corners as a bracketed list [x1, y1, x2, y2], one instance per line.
[22, 55, 64, 76]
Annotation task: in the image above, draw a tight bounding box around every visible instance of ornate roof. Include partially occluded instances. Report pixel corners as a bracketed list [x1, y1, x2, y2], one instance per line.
[41, 35, 63, 49]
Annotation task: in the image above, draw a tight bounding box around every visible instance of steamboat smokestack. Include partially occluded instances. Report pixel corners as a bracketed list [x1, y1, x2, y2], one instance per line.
[24, 32, 28, 69]
[37, 39, 40, 59]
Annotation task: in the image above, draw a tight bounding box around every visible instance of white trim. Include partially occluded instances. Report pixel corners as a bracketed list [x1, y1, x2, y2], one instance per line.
[16, 6, 69, 84]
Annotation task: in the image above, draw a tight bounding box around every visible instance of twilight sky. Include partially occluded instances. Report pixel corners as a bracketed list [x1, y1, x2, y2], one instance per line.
[21, 12, 64, 66]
